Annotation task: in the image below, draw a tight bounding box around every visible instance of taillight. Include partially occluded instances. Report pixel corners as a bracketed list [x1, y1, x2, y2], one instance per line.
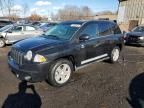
[122, 35, 125, 40]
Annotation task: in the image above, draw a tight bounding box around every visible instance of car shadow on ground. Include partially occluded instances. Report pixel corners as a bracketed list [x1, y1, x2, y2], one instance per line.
[127, 73, 144, 108]
[2, 81, 42, 108]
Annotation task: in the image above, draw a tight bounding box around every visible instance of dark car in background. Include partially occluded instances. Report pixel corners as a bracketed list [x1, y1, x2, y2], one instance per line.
[125, 25, 144, 46]
[0, 20, 13, 28]
[0, 24, 43, 47]
[8, 20, 123, 87]
[31, 21, 42, 27]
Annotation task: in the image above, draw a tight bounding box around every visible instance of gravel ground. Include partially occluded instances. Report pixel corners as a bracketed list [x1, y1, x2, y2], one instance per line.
[0, 46, 144, 108]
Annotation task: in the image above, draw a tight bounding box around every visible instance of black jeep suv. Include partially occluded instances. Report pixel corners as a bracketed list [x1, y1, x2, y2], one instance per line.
[8, 20, 123, 87]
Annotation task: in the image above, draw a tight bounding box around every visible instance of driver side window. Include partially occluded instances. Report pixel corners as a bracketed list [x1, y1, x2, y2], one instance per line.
[25, 26, 36, 31]
[80, 23, 98, 39]
[12, 26, 23, 32]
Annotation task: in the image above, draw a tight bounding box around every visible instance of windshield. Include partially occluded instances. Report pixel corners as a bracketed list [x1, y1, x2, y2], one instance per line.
[0, 24, 13, 32]
[44, 23, 81, 40]
[132, 26, 144, 32]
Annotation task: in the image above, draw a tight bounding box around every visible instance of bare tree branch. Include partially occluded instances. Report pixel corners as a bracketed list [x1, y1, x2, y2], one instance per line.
[23, 3, 29, 18]
[0, 0, 14, 19]
[55, 5, 94, 21]
[0, 0, 5, 16]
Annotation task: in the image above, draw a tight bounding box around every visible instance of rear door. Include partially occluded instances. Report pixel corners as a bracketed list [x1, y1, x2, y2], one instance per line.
[24, 26, 42, 38]
[97, 21, 116, 55]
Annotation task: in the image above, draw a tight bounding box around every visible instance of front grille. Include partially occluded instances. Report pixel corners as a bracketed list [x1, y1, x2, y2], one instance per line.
[128, 36, 139, 42]
[11, 48, 24, 65]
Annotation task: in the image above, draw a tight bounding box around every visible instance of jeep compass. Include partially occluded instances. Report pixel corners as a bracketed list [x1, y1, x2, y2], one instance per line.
[8, 20, 123, 87]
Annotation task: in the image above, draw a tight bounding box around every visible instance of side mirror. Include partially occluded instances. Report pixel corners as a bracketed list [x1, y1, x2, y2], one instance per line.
[79, 34, 90, 41]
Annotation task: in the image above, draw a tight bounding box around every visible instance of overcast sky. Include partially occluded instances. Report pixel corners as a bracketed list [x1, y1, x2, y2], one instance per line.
[1, 0, 119, 16]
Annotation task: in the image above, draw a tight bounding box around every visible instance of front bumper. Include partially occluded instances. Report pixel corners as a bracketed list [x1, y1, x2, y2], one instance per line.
[126, 39, 144, 46]
[125, 41, 144, 46]
[8, 55, 51, 82]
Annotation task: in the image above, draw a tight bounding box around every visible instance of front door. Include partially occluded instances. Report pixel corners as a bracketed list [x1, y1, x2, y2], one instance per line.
[78, 22, 106, 65]
[6, 26, 24, 43]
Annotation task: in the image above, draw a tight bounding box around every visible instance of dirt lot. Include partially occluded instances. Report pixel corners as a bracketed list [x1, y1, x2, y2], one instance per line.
[0, 46, 144, 108]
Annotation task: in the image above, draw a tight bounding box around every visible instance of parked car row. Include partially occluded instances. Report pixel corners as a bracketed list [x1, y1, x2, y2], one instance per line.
[0, 22, 58, 48]
[0, 24, 43, 47]
[2, 19, 144, 87]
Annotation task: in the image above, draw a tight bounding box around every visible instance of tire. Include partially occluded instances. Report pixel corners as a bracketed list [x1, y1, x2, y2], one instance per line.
[109, 47, 120, 63]
[0, 39, 5, 48]
[47, 59, 73, 87]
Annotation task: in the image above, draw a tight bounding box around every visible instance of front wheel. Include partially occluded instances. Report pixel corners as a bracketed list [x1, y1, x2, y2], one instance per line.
[0, 39, 5, 48]
[109, 47, 120, 63]
[47, 59, 73, 87]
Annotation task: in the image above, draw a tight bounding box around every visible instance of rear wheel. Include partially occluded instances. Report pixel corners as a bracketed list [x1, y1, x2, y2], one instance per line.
[47, 59, 73, 87]
[0, 39, 5, 48]
[109, 47, 120, 63]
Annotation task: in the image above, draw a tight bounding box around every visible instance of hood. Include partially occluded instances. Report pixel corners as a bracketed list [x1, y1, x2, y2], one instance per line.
[127, 32, 144, 37]
[13, 36, 65, 52]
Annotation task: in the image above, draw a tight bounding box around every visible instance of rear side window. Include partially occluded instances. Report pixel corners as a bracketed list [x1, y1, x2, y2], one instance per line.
[80, 23, 99, 38]
[114, 25, 121, 34]
[109, 23, 121, 34]
[98, 22, 113, 36]
[26, 26, 36, 31]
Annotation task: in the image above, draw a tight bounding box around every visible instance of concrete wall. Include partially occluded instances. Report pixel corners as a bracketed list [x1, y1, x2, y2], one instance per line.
[118, 0, 144, 24]
[118, 0, 144, 31]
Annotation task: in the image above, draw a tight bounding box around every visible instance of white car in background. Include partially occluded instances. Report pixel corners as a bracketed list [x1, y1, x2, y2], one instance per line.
[0, 24, 43, 48]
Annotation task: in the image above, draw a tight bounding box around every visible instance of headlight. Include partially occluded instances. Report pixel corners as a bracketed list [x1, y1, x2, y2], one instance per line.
[24, 50, 33, 61]
[34, 54, 46, 63]
[139, 37, 144, 40]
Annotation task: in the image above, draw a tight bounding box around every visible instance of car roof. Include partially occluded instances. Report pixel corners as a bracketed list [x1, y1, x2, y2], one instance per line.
[60, 20, 116, 25]
[12, 24, 37, 27]
[60, 20, 86, 25]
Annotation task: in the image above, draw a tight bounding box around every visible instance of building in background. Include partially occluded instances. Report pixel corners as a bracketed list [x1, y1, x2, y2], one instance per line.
[118, 0, 144, 31]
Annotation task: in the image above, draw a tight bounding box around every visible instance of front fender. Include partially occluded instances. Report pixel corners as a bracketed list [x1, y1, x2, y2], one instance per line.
[0, 32, 6, 38]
